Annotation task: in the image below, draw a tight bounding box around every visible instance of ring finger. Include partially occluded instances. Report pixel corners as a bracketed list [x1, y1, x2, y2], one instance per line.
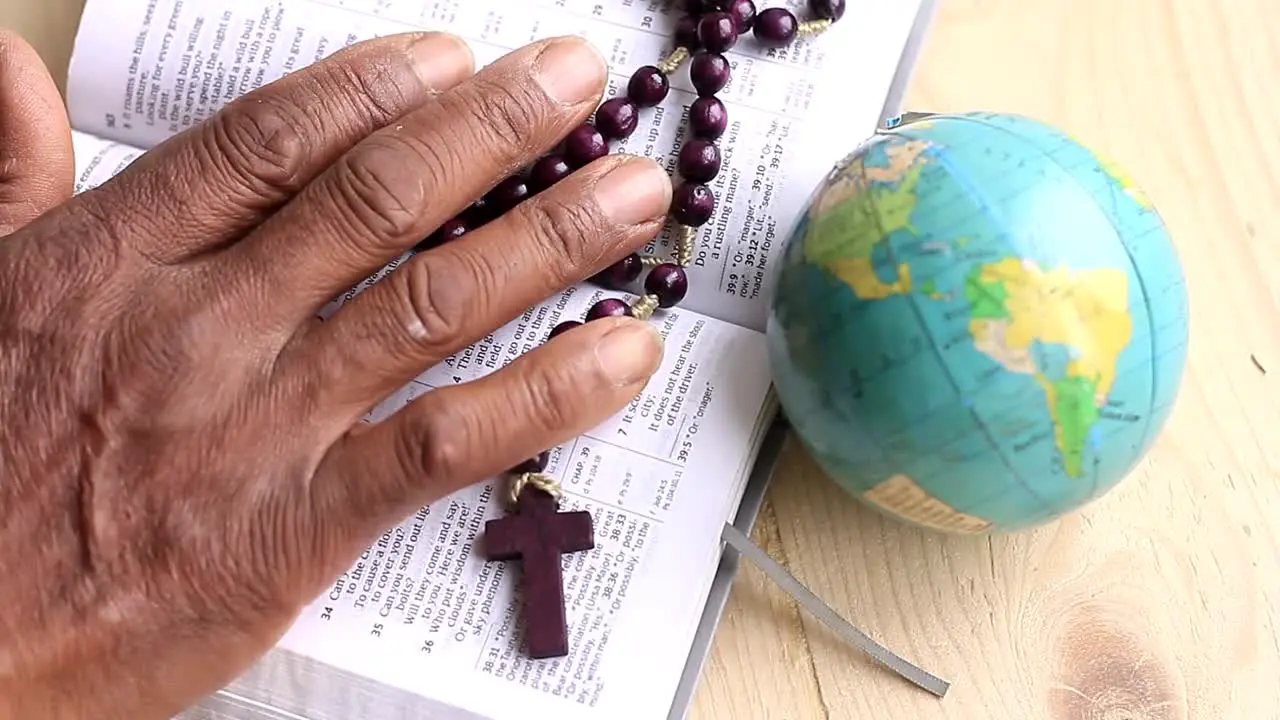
[284, 151, 671, 421]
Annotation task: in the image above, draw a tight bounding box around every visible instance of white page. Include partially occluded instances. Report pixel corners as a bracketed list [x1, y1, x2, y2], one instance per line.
[280, 282, 775, 720]
[65, 0, 924, 332]
[66, 113, 777, 719]
[70, 130, 146, 193]
[61, 0, 924, 714]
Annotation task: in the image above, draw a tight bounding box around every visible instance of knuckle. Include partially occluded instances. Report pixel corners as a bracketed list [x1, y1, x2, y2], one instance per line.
[68, 192, 160, 268]
[453, 76, 547, 158]
[317, 58, 415, 129]
[408, 401, 469, 481]
[329, 136, 427, 243]
[400, 252, 480, 350]
[205, 97, 309, 190]
[519, 195, 601, 269]
[399, 131, 463, 206]
[519, 360, 583, 435]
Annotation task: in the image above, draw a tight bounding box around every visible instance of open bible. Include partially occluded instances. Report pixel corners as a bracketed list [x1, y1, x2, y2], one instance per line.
[60, 0, 934, 717]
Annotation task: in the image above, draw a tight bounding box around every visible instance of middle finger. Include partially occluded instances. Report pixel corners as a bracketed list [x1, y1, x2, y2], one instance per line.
[217, 36, 607, 332]
[284, 151, 670, 418]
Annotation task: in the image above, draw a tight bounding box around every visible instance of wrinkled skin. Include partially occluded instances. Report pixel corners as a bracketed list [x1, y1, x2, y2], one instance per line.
[0, 29, 669, 720]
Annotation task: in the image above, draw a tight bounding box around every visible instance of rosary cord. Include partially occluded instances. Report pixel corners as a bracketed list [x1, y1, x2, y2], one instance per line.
[506, 472, 563, 507]
[409, 1, 847, 480]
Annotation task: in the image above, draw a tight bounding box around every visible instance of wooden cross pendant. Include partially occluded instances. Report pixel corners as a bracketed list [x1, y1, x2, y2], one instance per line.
[482, 482, 594, 659]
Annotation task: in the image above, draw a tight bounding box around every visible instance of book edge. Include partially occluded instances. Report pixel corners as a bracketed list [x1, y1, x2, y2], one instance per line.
[661, 0, 941, 715]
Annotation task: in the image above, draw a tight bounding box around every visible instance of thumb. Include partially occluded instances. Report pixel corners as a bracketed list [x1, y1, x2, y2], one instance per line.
[0, 29, 74, 236]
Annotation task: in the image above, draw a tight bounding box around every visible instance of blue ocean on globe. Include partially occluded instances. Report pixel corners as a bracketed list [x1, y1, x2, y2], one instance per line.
[766, 111, 1189, 534]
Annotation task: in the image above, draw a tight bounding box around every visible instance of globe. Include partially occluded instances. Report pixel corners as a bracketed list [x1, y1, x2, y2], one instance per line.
[766, 111, 1189, 534]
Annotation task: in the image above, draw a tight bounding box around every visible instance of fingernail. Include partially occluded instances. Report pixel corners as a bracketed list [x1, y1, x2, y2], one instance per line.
[410, 33, 474, 91]
[595, 319, 664, 386]
[535, 37, 607, 105]
[594, 157, 673, 225]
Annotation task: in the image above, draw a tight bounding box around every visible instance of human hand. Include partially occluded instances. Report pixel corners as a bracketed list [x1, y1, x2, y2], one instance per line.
[0, 28, 668, 720]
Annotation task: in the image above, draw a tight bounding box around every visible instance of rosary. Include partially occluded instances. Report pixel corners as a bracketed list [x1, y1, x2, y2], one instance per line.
[422, 0, 849, 661]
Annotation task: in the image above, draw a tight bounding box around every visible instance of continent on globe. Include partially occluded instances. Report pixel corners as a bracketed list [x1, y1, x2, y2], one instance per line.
[862, 474, 993, 534]
[964, 258, 1133, 478]
[766, 110, 1190, 534]
[801, 137, 931, 300]
[917, 277, 948, 300]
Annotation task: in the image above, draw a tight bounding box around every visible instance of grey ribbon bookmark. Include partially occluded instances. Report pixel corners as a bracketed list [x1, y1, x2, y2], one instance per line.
[720, 522, 951, 698]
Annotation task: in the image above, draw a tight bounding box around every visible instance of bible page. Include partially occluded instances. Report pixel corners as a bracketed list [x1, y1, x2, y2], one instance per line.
[70, 130, 146, 194]
[65, 0, 924, 332]
[261, 281, 777, 720]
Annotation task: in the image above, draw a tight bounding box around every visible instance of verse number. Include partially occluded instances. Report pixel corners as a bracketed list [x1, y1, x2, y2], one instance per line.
[370, 623, 384, 638]
[320, 607, 333, 621]
[420, 639, 435, 654]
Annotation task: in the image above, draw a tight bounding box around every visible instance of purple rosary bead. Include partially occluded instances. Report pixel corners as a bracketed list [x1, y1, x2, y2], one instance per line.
[677, 139, 722, 183]
[462, 197, 494, 227]
[724, 0, 756, 31]
[486, 175, 530, 215]
[595, 97, 639, 140]
[548, 320, 581, 339]
[414, 217, 468, 252]
[675, 15, 702, 50]
[671, 183, 716, 227]
[586, 298, 634, 320]
[690, 52, 731, 96]
[697, 12, 739, 53]
[594, 253, 643, 289]
[437, 218, 469, 242]
[753, 7, 797, 47]
[627, 65, 670, 108]
[529, 154, 573, 192]
[808, 0, 846, 21]
[564, 124, 608, 168]
[689, 96, 728, 139]
[645, 264, 690, 308]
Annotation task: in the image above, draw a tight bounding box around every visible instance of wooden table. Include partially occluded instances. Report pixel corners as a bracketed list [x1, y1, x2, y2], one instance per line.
[4, 1, 1277, 718]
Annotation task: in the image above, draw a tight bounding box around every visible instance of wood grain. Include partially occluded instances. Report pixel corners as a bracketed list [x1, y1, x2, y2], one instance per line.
[693, 1, 1280, 718]
[0, 0, 84, 92]
[2, 0, 1276, 718]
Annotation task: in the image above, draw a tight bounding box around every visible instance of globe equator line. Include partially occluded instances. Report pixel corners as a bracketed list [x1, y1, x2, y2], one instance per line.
[881, 136, 1060, 513]
[859, 144, 1056, 516]
[936, 113, 1167, 469]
